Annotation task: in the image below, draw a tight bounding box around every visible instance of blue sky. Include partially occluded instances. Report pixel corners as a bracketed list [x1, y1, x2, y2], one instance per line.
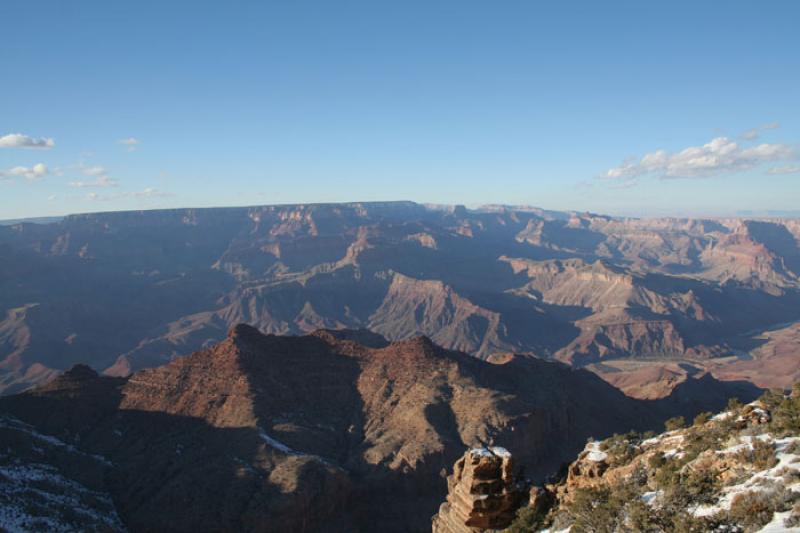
[1, 1, 799, 219]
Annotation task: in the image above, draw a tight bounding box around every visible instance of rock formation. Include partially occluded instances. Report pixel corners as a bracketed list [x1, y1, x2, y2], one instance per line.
[432, 447, 524, 532]
[556, 441, 613, 503]
[2, 202, 800, 398]
[735, 400, 772, 427]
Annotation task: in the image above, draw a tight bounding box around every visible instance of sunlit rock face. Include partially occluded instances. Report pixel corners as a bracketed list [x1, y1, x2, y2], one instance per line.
[432, 447, 524, 533]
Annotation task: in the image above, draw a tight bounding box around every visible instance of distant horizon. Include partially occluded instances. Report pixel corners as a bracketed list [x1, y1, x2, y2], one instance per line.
[3, 199, 800, 224]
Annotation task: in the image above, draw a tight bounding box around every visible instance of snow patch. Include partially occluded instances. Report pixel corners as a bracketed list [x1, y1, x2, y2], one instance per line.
[585, 441, 608, 462]
[757, 510, 799, 532]
[641, 490, 662, 506]
[258, 430, 295, 454]
[0, 416, 111, 466]
[470, 447, 512, 459]
[0, 461, 124, 532]
[694, 435, 800, 518]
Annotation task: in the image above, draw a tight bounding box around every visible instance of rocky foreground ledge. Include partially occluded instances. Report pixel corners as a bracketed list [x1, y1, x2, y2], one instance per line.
[432, 386, 800, 532]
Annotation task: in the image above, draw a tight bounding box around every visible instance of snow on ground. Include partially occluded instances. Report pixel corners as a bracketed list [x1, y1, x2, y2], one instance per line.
[641, 432, 685, 452]
[0, 415, 124, 531]
[258, 429, 295, 454]
[0, 416, 111, 466]
[662, 448, 684, 459]
[640, 490, 662, 506]
[471, 446, 512, 458]
[584, 441, 608, 462]
[0, 459, 124, 532]
[489, 446, 511, 457]
[694, 435, 800, 518]
[757, 511, 799, 532]
[257, 428, 337, 468]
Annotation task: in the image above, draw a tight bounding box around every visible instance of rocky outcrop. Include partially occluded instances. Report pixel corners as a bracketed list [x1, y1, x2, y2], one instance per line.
[527, 391, 800, 532]
[555, 441, 614, 503]
[432, 447, 524, 533]
[735, 400, 772, 427]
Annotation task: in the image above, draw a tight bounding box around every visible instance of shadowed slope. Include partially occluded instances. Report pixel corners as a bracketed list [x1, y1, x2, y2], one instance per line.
[0, 325, 762, 531]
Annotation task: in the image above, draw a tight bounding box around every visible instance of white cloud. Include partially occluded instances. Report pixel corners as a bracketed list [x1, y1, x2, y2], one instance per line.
[134, 187, 168, 198]
[81, 165, 108, 177]
[604, 135, 797, 182]
[70, 175, 119, 188]
[740, 143, 794, 160]
[118, 137, 140, 152]
[0, 163, 49, 181]
[740, 122, 780, 140]
[767, 165, 800, 175]
[86, 187, 171, 201]
[0, 133, 55, 149]
[69, 164, 118, 188]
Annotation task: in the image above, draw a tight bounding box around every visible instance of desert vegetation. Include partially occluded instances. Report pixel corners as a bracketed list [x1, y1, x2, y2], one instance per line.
[506, 383, 800, 532]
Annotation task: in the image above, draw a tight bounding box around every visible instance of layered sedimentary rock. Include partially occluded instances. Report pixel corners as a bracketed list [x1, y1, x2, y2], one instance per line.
[0, 327, 762, 531]
[3, 202, 800, 398]
[556, 441, 612, 503]
[432, 447, 523, 533]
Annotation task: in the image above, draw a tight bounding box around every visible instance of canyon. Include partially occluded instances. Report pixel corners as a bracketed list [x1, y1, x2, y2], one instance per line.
[1, 202, 799, 398]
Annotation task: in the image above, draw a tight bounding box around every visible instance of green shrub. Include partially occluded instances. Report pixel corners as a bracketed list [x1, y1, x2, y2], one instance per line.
[504, 505, 548, 532]
[653, 457, 720, 510]
[665, 416, 686, 432]
[727, 486, 799, 529]
[669, 513, 717, 533]
[785, 440, 800, 455]
[693, 412, 712, 426]
[681, 467, 720, 506]
[600, 433, 640, 464]
[683, 424, 725, 462]
[734, 438, 778, 470]
[648, 452, 666, 470]
[785, 501, 800, 527]
[630, 464, 649, 487]
[653, 457, 681, 491]
[625, 498, 659, 531]
[565, 483, 641, 532]
[728, 490, 779, 529]
[727, 397, 743, 412]
[627, 496, 711, 533]
[768, 395, 800, 437]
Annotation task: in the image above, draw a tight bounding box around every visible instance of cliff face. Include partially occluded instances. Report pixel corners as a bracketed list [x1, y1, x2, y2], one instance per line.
[432, 448, 523, 533]
[3, 202, 800, 398]
[0, 326, 753, 532]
